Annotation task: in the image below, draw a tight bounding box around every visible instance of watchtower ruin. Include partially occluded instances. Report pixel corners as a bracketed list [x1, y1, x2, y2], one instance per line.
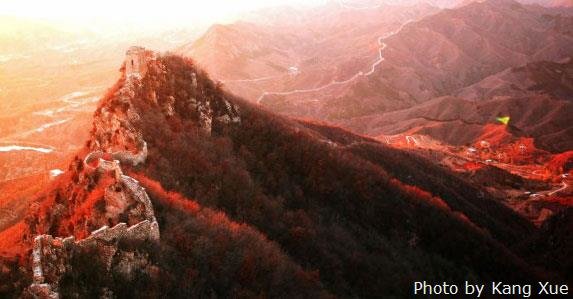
[125, 46, 149, 79]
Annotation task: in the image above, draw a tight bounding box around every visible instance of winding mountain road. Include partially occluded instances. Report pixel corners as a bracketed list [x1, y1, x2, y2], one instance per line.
[254, 4, 414, 104]
[548, 180, 570, 196]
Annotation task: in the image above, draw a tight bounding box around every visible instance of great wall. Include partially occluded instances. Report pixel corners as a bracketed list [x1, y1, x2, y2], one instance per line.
[25, 46, 245, 298]
[26, 47, 160, 299]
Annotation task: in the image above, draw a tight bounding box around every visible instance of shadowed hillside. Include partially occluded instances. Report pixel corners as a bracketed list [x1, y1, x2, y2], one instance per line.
[2, 52, 568, 298]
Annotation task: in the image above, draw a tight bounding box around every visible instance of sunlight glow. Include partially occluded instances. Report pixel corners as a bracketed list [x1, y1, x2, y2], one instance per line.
[0, 0, 325, 25]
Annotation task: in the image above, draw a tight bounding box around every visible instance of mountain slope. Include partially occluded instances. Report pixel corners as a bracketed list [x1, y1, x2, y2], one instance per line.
[519, 0, 573, 7]
[246, 0, 573, 153]
[339, 58, 573, 152]
[179, 2, 439, 101]
[129, 55, 543, 296]
[5, 52, 567, 297]
[262, 0, 573, 117]
[457, 57, 573, 101]
[518, 207, 573, 282]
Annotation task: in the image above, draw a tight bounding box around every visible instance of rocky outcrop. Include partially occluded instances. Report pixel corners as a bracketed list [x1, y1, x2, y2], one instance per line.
[91, 83, 142, 153]
[197, 98, 241, 134]
[216, 99, 241, 125]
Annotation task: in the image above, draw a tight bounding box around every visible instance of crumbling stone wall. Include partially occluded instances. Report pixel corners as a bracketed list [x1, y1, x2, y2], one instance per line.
[27, 46, 160, 299]
[111, 141, 148, 167]
[84, 142, 147, 171]
[28, 219, 159, 298]
[120, 175, 157, 223]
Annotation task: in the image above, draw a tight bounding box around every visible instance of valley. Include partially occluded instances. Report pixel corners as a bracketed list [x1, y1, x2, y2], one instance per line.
[379, 132, 572, 223]
[182, 0, 573, 227]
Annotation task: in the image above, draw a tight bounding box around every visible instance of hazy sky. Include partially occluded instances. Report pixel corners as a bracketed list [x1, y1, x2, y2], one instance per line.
[1, 0, 326, 26]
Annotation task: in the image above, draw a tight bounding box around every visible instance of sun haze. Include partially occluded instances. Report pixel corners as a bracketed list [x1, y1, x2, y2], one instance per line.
[0, 0, 325, 27]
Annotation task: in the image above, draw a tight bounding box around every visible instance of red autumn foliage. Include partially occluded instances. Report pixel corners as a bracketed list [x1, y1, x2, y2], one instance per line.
[130, 174, 330, 298]
[547, 150, 573, 174]
[390, 178, 452, 212]
[9, 54, 564, 297]
[132, 173, 200, 215]
[0, 222, 27, 257]
[124, 54, 541, 297]
[477, 123, 512, 147]
[464, 161, 484, 171]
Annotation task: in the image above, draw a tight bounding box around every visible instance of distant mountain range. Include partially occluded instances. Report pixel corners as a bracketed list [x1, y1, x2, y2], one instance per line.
[359, 0, 572, 8]
[178, 2, 439, 100]
[182, 0, 573, 152]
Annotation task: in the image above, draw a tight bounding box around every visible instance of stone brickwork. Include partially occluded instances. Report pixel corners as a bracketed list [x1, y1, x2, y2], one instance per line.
[125, 46, 153, 80]
[28, 219, 159, 298]
[111, 141, 148, 167]
[84, 142, 147, 171]
[120, 175, 157, 222]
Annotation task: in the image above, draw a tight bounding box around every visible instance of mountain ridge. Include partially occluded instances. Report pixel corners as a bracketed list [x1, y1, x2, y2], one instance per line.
[2, 51, 561, 297]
